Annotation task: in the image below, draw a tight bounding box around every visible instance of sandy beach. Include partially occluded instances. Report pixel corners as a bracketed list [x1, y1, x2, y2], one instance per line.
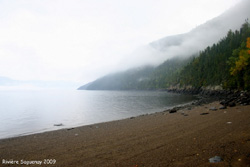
[1, 101, 250, 167]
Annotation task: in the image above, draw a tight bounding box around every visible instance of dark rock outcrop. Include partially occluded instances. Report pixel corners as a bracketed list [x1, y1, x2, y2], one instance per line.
[167, 86, 250, 108]
[220, 91, 250, 107]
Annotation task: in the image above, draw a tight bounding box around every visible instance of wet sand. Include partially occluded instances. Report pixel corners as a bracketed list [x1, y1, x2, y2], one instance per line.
[1, 101, 250, 167]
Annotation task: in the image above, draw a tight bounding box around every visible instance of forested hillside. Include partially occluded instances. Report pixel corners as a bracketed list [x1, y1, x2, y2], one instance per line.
[78, 66, 155, 90]
[178, 21, 250, 90]
[79, 22, 250, 91]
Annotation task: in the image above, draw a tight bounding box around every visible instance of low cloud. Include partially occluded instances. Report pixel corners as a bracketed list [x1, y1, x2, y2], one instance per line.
[0, 0, 245, 87]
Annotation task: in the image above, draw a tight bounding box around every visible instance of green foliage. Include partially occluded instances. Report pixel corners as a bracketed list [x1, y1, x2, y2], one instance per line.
[228, 36, 250, 90]
[230, 49, 249, 76]
[140, 57, 192, 89]
[178, 21, 250, 90]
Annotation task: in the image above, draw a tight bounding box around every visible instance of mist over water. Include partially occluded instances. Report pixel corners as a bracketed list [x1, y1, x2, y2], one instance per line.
[0, 90, 196, 139]
[0, 0, 243, 86]
[78, 0, 250, 83]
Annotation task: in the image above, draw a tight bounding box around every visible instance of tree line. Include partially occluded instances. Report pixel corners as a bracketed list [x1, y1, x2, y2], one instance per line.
[79, 21, 250, 91]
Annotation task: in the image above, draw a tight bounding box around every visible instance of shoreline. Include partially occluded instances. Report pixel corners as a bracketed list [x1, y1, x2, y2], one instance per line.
[0, 89, 229, 141]
[0, 95, 200, 141]
[1, 100, 250, 166]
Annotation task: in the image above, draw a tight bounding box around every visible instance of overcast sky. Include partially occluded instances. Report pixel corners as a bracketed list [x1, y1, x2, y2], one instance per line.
[0, 0, 240, 88]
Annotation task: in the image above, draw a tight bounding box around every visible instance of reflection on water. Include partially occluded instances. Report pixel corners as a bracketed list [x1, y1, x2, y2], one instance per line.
[0, 90, 196, 139]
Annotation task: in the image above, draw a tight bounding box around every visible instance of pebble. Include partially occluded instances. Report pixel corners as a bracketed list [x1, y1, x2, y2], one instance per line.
[209, 156, 222, 163]
[169, 108, 177, 113]
[228, 102, 236, 107]
[54, 123, 63, 126]
[209, 107, 217, 111]
[219, 106, 227, 109]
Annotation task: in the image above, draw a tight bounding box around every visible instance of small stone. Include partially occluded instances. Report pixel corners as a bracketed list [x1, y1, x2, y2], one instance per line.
[209, 156, 222, 163]
[219, 106, 227, 109]
[228, 102, 236, 107]
[209, 107, 217, 111]
[169, 108, 177, 113]
[200, 112, 209, 115]
[54, 123, 63, 126]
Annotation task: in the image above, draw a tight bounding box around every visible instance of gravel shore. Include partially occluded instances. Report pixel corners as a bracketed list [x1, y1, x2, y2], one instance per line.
[1, 101, 250, 166]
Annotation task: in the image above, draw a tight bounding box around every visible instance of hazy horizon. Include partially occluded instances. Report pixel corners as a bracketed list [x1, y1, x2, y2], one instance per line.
[0, 0, 242, 90]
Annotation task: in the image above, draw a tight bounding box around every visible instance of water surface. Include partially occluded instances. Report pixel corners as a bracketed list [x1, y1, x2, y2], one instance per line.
[0, 90, 196, 139]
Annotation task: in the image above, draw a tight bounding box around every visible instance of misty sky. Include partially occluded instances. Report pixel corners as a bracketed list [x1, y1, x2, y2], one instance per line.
[0, 0, 240, 88]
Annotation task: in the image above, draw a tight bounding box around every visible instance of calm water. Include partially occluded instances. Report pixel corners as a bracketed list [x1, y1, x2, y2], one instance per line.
[0, 90, 196, 139]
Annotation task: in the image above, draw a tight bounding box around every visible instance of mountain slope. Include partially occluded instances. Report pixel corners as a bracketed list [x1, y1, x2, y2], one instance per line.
[78, 0, 250, 91]
[178, 22, 250, 90]
[78, 66, 155, 90]
[151, 0, 250, 56]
